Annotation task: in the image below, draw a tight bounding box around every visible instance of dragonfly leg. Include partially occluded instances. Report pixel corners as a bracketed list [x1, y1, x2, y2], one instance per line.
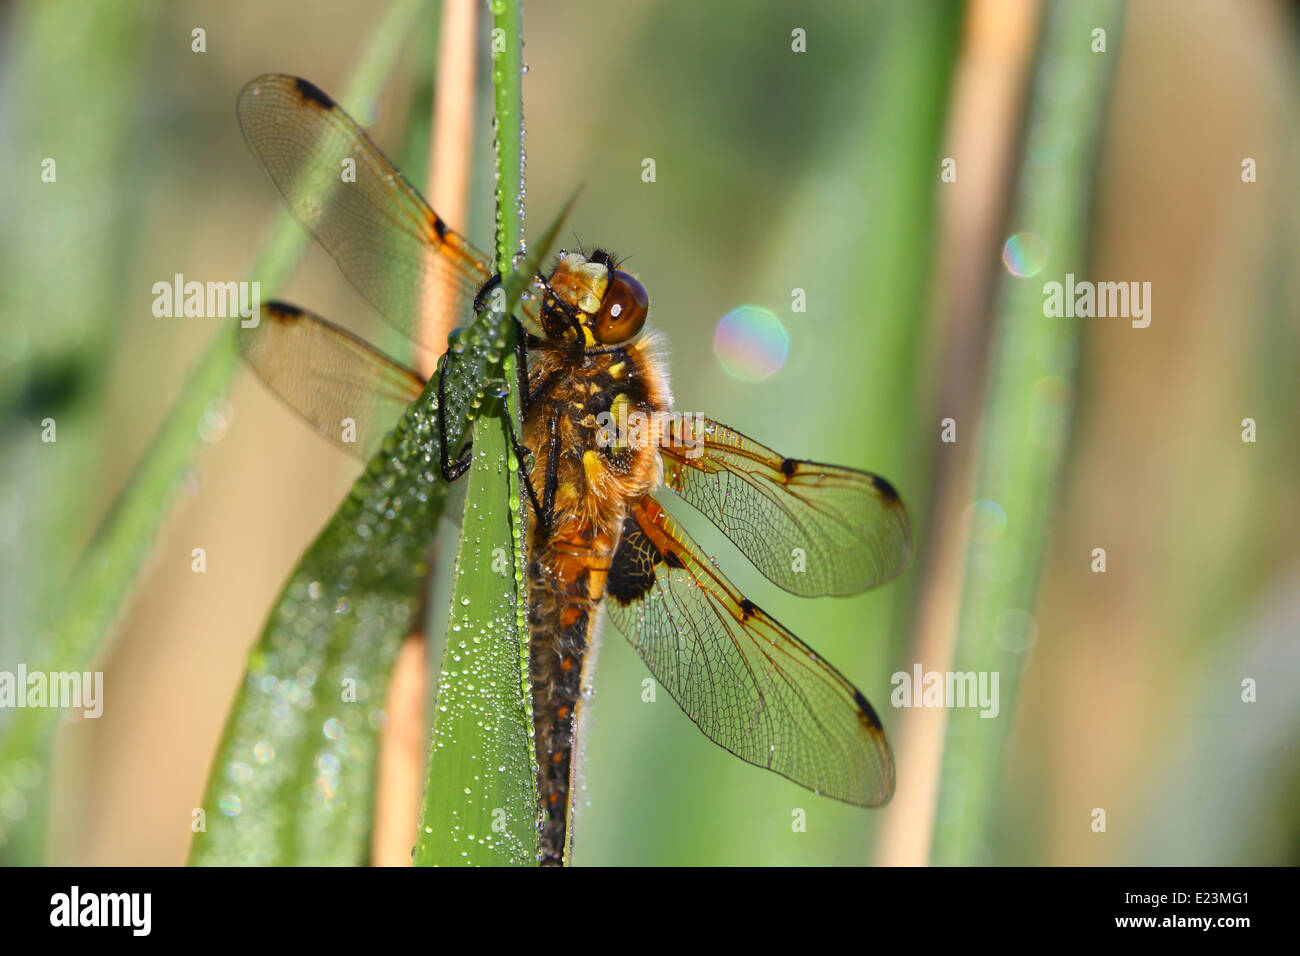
[503, 411, 545, 524]
[505, 321, 549, 527]
[515, 319, 563, 412]
[540, 405, 561, 529]
[441, 449, 472, 482]
[528, 370, 561, 410]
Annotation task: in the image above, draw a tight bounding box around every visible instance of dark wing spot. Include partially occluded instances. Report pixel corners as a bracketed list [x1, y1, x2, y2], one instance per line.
[663, 550, 684, 569]
[870, 474, 901, 503]
[293, 77, 335, 110]
[853, 688, 885, 729]
[267, 301, 302, 320]
[739, 598, 758, 619]
[780, 457, 797, 476]
[433, 215, 449, 240]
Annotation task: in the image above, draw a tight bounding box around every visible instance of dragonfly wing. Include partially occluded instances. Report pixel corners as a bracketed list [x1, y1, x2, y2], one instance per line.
[240, 302, 426, 460]
[237, 74, 494, 350]
[659, 417, 912, 598]
[603, 494, 894, 807]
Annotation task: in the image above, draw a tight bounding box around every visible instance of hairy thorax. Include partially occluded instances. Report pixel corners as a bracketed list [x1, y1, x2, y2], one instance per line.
[523, 333, 670, 543]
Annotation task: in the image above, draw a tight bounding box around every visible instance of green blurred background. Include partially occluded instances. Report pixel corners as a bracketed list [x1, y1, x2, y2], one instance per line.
[1, 0, 1297, 865]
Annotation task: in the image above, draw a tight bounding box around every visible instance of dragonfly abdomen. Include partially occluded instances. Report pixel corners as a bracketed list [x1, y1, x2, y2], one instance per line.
[527, 522, 617, 866]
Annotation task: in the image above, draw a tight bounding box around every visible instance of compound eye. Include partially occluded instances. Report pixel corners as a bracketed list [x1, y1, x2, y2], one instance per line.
[593, 271, 648, 344]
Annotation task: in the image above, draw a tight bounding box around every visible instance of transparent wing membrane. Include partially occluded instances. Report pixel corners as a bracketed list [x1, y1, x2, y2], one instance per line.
[239, 302, 426, 460]
[604, 495, 895, 807]
[660, 417, 913, 598]
[237, 74, 493, 350]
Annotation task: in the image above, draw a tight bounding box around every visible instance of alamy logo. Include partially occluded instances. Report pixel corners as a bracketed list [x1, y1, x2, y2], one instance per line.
[0, 667, 103, 718]
[595, 406, 706, 459]
[1042, 273, 1151, 328]
[50, 886, 150, 936]
[891, 665, 1000, 718]
[152, 273, 260, 327]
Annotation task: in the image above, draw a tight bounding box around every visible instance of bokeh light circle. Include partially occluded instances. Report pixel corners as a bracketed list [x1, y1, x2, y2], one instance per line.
[965, 498, 1008, 542]
[713, 306, 790, 382]
[993, 608, 1039, 653]
[1001, 232, 1049, 278]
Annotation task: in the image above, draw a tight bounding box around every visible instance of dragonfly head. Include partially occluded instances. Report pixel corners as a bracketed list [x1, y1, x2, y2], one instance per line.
[544, 250, 648, 348]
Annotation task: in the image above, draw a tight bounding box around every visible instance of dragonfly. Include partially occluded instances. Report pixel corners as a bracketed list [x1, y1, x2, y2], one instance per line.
[235, 74, 914, 866]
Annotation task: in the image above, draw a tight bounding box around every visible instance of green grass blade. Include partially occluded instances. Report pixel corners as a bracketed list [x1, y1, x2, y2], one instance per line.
[413, 0, 563, 862]
[930, 0, 1127, 865]
[412, 380, 538, 866]
[488, 0, 526, 273]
